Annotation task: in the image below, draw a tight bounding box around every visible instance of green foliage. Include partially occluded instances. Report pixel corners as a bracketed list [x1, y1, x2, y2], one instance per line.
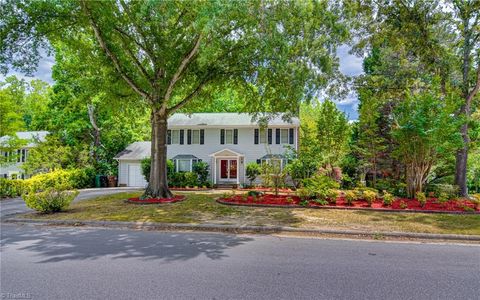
[247, 190, 263, 197]
[23, 189, 78, 213]
[284, 155, 317, 188]
[246, 162, 261, 186]
[24, 169, 94, 194]
[344, 190, 357, 206]
[392, 91, 462, 198]
[0, 178, 27, 198]
[362, 190, 377, 207]
[471, 194, 480, 210]
[302, 174, 340, 201]
[399, 201, 408, 209]
[438, 192, 449, 204]
[314, 199, 329, 206]
[22, 136, 90, 175]
[296, 188, 314, 200]
[0, 134, 27, 166]
[193, 161, 209, 185]
[261, 160, 286, 196]
[416, 191, 426, 207]
[382, 191, 394, 207]
[427, 184, 459, 199]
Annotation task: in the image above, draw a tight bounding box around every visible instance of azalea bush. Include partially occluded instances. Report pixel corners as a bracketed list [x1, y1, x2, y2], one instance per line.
[23, 189, 79, 213]
[0, 178, 27, 198]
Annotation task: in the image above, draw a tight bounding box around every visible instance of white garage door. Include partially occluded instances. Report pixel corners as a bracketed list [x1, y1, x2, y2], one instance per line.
[128, 164, 148, 187]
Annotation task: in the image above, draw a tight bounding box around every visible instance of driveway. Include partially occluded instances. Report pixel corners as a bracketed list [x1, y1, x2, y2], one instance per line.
[0, 187, 142, 219]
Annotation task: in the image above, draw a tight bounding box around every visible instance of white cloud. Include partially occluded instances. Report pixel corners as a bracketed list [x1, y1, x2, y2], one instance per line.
[0, 50, 54, 84]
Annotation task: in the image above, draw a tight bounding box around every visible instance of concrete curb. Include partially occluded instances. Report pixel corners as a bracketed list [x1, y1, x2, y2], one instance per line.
[3, 217, 480, 241]
[216, 199, 480, 215]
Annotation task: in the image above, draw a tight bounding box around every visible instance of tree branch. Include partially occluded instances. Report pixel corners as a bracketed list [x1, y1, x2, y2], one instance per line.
[467, 64, 480, 105]
[80, 0, 150, 100]
[164, 34, 203, 100]
[167, 76, 211, 114]
[114, 27, 152, 82]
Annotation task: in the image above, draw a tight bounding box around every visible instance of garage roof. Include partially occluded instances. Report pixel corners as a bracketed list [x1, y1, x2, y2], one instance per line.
[114, 142, 150, 160]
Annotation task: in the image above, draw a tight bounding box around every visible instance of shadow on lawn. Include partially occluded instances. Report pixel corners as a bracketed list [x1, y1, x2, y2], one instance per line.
[1, 225, 254, 264]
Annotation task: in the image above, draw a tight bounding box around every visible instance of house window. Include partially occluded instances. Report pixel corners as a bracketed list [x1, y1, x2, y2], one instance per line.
[192, 130, 200, 144]
[21, 149, 27, 163]
[171, 130, 180, 144]
[259, 129, 267, 144]
[177, 159, 191, 172]
[225, 129, 234, 144]
[280, 129, 289, 144]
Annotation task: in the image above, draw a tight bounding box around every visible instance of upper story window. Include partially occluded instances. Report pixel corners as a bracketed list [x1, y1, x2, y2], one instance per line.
[220, 129, 238, 145]
[254, 128, 272, 144]
[171, 130, 181, 144]
[275, 128, 295, 145]
[167, 129, 204, 145]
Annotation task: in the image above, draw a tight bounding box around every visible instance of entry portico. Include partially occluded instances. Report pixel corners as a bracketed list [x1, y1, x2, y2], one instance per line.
[209, 148, 244, 185]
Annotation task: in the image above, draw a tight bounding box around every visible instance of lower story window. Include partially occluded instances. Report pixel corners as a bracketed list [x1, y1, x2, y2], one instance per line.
[177, 159, 191, 172]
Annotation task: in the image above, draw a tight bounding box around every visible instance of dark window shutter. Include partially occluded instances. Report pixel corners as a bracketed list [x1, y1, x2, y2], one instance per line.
[173, 159, 177, 172]
[275, 129, 280, 144]
[200, 129, 205, 144]
[268, 129, 272, 144]
[167, 130, 171, 144]
[220, 129, 225, 144]
[180, 130, 184, 144]
[254, 129, 259, 144]
[289, 128, 294, 144]
[187, 129, 192, 144]
[256, 159, 261, 164]
[233, 129, 238, 144]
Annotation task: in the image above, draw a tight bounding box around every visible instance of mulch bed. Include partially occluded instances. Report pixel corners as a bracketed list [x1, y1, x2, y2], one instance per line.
[127, 195, 186, 204]
[218, 194, 479, 214]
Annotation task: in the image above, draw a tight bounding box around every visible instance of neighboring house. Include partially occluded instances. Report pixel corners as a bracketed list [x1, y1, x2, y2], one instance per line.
[0, 131, 49, 179]
[115, 113, 300, 187]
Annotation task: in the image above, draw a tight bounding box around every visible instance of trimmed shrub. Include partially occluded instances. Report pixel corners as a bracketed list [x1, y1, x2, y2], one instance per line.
[382, 191, 394, 207]
[438, 192, 449, 204]
[427, 184, 459, 199]
[327, 189, 339, 204]
[192, 161, 209, 185]
[344, 190, 357, 206]
[363, 190, 377, 207]
[23, 189, 79, 213]
[416, 191, 426, 207]
[0, 178, 27, 198]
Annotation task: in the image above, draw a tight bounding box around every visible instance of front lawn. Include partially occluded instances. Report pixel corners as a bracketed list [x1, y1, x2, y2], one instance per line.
[19, 192, 480, 235]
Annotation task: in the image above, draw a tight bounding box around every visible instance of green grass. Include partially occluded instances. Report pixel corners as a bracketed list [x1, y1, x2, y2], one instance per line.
[20, 192, 480, 235]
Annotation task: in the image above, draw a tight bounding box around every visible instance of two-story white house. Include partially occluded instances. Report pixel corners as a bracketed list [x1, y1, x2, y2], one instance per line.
[115, 113, 300, 187]
[0, 131, 49, 179]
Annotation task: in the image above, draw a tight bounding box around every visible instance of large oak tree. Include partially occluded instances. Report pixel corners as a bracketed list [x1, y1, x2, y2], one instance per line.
[1, 0, 355, 198]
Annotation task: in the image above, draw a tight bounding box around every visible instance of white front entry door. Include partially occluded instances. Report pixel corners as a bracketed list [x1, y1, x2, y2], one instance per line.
[128, 164, 148, 187]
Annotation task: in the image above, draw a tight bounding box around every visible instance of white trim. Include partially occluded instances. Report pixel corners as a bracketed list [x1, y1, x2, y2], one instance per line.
[209, 148, 244, 157]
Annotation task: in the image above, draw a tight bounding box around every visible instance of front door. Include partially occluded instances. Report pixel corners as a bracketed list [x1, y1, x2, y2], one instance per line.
[220, 159, 237, 180]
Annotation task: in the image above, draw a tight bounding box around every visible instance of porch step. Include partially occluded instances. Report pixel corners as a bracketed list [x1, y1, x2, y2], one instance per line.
[215, 184, 239, 189]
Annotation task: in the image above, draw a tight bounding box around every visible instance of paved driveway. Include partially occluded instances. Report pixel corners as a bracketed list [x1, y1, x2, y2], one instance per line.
[0, 187, 142, 219]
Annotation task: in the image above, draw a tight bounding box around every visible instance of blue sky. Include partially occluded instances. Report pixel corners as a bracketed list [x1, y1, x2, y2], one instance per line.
[0, 45, 363, 120]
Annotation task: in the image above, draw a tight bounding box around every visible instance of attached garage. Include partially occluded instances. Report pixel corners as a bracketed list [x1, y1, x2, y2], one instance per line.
[127, 163, 147, 187]
[114, 142, 151, 187]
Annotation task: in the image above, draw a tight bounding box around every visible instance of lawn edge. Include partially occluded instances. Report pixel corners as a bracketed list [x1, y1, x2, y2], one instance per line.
[3, 217, 480, 241]
[216, 199, 480, 215]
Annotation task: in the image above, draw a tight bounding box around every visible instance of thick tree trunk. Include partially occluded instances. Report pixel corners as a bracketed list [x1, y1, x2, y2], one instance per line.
[142, 109, 173, 199]
[455, 120, 469, 197]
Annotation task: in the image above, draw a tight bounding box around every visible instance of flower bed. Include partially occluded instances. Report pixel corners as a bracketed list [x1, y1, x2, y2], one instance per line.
[238, 187, 294, 193]
[127, 195, 186, 204]
[218, 194, 479, 213]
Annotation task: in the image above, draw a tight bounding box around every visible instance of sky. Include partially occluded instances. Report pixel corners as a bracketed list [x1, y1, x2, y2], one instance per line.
[0, 45, 364, 120]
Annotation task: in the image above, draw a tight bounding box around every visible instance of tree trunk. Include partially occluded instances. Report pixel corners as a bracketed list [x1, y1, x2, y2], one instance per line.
[454, 121, 469, 197]
[142, 109, 173, 199]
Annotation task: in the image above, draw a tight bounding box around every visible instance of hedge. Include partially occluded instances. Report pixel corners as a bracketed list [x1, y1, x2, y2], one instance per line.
[0, 168, 94, 198]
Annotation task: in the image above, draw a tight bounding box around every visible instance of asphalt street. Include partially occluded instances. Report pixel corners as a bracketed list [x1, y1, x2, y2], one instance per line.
[1, 223, 479, 300]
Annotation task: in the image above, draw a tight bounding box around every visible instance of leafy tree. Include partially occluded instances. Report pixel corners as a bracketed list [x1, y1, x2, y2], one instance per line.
[22, 136, 89, 175]
[0, 135, 27, 166]
[1, 0, 354, 198]
[246, 162, 261, 187]
[391, 91, 462, 198]
[316, 99, 350, 168]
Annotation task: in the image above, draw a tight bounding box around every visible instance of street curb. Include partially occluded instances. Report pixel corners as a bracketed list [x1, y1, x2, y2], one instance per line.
[216, 199, 480, 215]
[3, 217, 480, 241]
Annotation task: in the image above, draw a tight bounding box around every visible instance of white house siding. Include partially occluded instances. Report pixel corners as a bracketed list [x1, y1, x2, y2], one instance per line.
[117, 126, 298, 187]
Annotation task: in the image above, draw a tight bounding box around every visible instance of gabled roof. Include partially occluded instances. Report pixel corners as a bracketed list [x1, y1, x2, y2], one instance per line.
[209, 148, 244, 157]
[114, 141, 150, 160]
[259, 154, 285, 160]
[0, 131, 49, 147]
[172, 154, 199, 160]
[168, 113, 299, 128]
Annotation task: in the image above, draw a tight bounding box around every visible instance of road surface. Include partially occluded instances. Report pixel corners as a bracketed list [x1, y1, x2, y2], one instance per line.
[1, 224, 479, 300]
